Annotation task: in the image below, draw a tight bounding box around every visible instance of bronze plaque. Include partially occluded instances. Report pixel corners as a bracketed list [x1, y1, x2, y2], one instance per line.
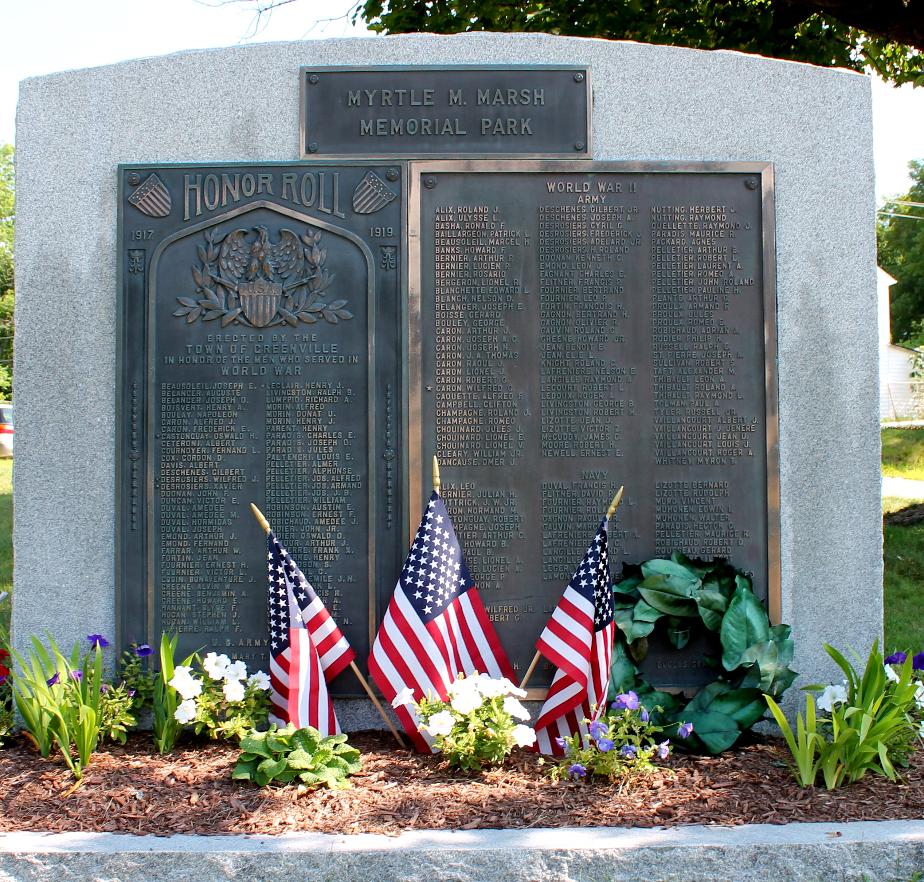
[300, 66, 591, 159]
[117, 163, 406, 695]
[409, 161, 779, 692]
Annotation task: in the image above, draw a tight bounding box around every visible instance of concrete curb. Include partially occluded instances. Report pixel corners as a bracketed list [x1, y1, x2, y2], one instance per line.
[0, 821, 922, 881]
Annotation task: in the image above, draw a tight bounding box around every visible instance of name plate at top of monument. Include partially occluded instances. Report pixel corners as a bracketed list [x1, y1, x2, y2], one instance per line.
[300, 66, 591, 159]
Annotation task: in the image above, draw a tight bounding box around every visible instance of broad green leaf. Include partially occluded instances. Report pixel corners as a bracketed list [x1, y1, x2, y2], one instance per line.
[613, 575, 642, 598]
[720, 584, 770, 670]
[695, 587, 728, 631]
[685, 681, 731, 714]
[608, 642, 637, 695]
[710, 688, 767, 728]
[682, 709, 741, 754]
[256, 757, 288, 781]
[638, 575, 698, 617]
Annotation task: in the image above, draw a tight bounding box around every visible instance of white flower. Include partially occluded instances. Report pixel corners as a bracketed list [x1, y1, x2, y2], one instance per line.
[447, 675, 478, 697]
[884, 664, 901, 683]
[247, 670, 271, 692]
[223, 678, 246, 702]
[391, 686, 415, 709]
[174, 698, 198, 724]
[817, 684, 848, 712]
[450, 688, 483, 715]
[224, 660, 248, 681]
[914, 683, 924, 710]
[503, 696, 530, 721]
[169, 667, 203, 701]
[511, 724, 536, 747]
[422, 710, 456, 737]
[475, 675, 507, 698]
[499, 677, 527, 699]
[202, 652, 231, 680]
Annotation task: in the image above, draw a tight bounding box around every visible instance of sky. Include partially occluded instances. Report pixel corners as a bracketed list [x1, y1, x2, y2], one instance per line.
[1, 0, 922, 203]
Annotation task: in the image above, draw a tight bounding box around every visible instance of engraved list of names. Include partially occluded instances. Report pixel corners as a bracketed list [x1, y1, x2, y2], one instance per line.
[415, 163, 777, 689]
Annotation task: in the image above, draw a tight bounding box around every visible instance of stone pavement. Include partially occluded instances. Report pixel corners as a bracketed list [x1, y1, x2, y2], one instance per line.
[1, 820, 924, 881]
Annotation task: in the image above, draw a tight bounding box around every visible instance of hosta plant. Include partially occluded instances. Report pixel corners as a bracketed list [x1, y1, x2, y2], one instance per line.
[396, 672, 536, 771]
[611, 553, 796, 754]
[232, 725, 362, 789]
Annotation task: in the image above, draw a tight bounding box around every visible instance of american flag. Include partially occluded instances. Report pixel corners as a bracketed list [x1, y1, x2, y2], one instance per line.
[533, 515, 615, 756]
[267, 531, 355, 735]
[369, 490, 515, 752]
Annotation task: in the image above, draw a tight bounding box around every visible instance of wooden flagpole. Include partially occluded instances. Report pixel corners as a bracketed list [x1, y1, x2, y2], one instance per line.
[519, 486, 626, 691]
[249, 503, 406, 748]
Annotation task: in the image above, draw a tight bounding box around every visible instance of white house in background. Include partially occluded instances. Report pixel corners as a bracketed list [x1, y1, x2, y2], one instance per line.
[879, 267, 920, 420]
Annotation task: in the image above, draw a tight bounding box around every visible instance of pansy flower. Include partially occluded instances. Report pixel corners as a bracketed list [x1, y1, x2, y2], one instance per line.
[87, 634, 110, 649]
[568, 763, 587, 778]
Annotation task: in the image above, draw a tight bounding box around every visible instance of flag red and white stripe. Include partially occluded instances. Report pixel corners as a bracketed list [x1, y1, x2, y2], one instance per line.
[369, 490, 515, 752]
[534, 515, 615, 755]
[266, 531, 354, 735]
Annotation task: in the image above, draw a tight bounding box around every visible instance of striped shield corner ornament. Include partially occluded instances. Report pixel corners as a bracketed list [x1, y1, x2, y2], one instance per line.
[127, 173, 172, 218]
[238, 279, 282, 328]
[352, 171, 397, 215]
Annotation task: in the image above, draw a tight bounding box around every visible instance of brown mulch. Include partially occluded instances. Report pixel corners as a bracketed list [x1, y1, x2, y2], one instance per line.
[0, 732, 922, 836]
[885, 502, 924, 526]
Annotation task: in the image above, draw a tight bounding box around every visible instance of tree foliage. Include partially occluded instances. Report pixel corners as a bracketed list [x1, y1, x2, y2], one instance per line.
[354, 0, 924, 86]
[879, 160, 924, 347]
[0, 145, 13, 400]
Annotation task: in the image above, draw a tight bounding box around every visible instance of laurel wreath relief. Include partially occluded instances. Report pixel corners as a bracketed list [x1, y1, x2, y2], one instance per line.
[173, 227, 353, 328]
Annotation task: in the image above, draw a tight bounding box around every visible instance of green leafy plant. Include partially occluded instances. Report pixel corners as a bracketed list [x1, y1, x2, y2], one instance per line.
[232, 725, 362, 789]
[403, 672, 536, 771]
[10, 634, 108, 779]
[98, 682, 138, 744]
[610, 553, 796, 754]
[546, 692, 682, 782]
[155, 642, 271, 751]
[187, 652, 271, 742]
[118, 642, 156, 715]
[152, 632, 195, 754]
[766, 642, 921, 789]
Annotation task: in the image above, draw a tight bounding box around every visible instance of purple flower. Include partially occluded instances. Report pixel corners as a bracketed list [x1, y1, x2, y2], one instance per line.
[554, 736, 568, 751]
[656, 740, 671, 760]
[913, 652, 924, 672]
[70, 670, 82, 681]
[884, 651, 907, 665]
[620, 744, 638, 758]
[128, 688, 137, 698]
[133, 643, 153, 657]
[0, 675, 6, 686]
[596, 738, 614, 752]
[568, 763, 587, 779]
[677, 721, 694, 739]
[611, 690, 640, 711]
[639, 707, 650, 723]
[87, 634, 110, 649]
[100, 684, 110, 694]
[588, 720, 607, 740]
[46, 673, 59, 686]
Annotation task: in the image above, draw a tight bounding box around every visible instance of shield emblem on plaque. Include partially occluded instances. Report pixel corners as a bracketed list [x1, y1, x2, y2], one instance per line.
[238, 279, 282, 328]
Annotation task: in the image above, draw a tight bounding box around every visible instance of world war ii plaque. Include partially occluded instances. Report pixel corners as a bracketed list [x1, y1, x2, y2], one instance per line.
[117, 162, 406, 694]
[410, 161, 780, 691]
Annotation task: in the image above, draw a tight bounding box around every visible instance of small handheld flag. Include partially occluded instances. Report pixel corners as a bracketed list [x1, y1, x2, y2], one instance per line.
[532, 487, 622, 755]
[369, 459, 516, 752]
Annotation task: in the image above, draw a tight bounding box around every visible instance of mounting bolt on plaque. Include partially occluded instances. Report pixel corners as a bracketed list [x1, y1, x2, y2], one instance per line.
[127, 172, 141, 186]
[423, 178, 436, 189]
[308, 74, 320, 84]
[746, 178, 759, 189]
[574, 142, 585, 151]
[386, 168, 400, 182]
[574, 72, 585, 82]
[307, 142, 319, 153]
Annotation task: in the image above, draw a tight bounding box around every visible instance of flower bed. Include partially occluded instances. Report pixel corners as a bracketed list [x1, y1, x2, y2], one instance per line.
[0, 731, 923, 836]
